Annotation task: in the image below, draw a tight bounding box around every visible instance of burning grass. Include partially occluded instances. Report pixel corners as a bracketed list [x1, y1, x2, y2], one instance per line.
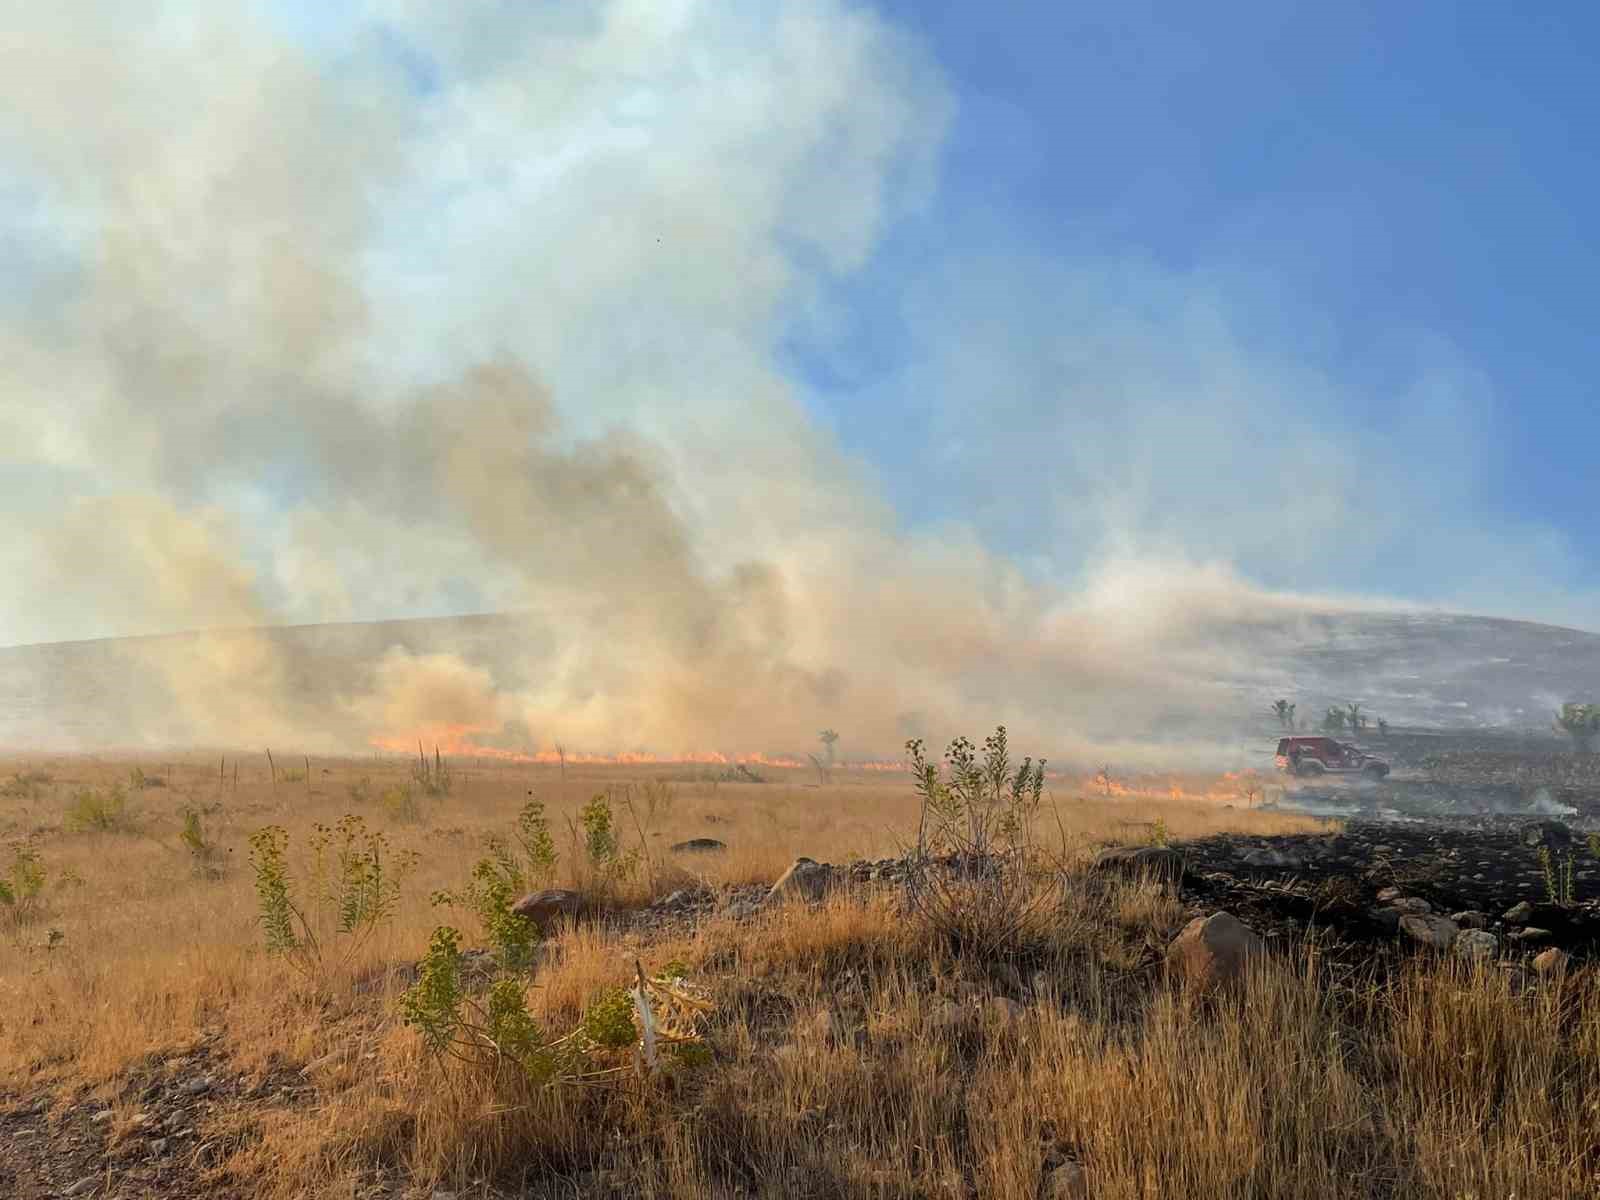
[2, 751, 1595, 1198]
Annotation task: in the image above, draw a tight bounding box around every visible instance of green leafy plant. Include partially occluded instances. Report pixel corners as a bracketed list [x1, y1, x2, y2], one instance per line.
[64, 784, 131, 833]
[1539, 845, 1577, 907]
[178, 806, 216, 862]
[248, 815, 418, 983]
[1149, 817, 1170, 847]
[432, 798, 558, 970]
[0, 844, 48, 933]
[571, 792, 640, 899]
[903, 726, 1052, 961]
[400, 936, 711, 1084]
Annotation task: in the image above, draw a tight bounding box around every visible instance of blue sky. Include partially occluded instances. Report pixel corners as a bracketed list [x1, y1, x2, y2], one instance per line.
[787, 2, 1599, 599]
[3, 0, 1599, 654]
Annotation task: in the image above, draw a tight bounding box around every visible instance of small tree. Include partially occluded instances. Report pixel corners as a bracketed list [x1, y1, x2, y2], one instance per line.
[1555, 703, 1600, 753]
[1323, 707, 1347, 733]
[1376, 717, 1389, 738]
[1271, 700, 1295, 728]
[818, 729, 839, 766]
[1345, 703, 1365, 735]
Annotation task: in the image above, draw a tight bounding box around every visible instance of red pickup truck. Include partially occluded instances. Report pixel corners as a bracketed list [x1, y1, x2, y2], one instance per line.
[1275, 736, 1390, 779]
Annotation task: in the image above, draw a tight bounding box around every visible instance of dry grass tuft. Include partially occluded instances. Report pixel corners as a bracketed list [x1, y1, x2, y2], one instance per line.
[4, 753, 1595, 1198]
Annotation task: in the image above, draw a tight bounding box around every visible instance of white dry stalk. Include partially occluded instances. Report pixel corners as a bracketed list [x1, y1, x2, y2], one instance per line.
[630, 960, 658, 1074]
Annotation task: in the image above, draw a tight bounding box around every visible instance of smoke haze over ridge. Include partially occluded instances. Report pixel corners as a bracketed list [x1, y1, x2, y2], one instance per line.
[2, 2, 1594, 758]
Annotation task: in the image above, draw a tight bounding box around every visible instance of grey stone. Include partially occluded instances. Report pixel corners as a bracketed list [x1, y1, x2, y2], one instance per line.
[1166, 911, 1266, 990]
[1399, 913, 1459, 950]
[1453, 930, 1499, 960]
[1504, 900, 1535, 924]
[670, 837, 726, 853]
[1450, 911, 1489, 930]
[767, 857, 834, 903]
[509, 888, 589, 932]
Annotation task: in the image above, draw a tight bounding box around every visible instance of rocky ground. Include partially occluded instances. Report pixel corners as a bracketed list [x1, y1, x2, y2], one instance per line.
[0, 1033, 315, 1200]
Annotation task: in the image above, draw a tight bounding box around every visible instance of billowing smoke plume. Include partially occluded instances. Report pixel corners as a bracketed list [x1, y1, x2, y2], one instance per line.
[2, 2, 1560, 762]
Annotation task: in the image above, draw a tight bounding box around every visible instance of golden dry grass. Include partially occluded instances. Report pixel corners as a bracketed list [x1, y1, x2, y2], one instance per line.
[2, 752, 1595, 1199]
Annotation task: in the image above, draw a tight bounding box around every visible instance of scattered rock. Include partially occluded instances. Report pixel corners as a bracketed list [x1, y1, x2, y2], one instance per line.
[1376, 886, 1405, 903]
[1453, 930, 1499, 960]
[62, 1178, 99, 1197]
[722, 898, 760, 921]
[1166, 911, 1266, 990]
[1400, 913, 1460, 950]
[180, 1076, 211, 1096]
[767, 857, 834, 904]
[670, 838, 726, 853]
[1510, 927, 1554, 946]
[1091, 845, 1185, 885]
[1532, 948, 1570, 976]
[1504, 901, 1535, 924]
[509, 888, 589, 931]
[1451, 911, 1490, 930]
[90, 1109, 113, 1125]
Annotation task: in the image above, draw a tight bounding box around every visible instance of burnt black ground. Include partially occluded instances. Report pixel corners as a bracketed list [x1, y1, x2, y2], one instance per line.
[1175, 815, 1600, 966]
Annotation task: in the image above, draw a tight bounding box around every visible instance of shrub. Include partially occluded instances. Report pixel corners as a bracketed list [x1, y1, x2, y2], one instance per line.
[903, 726, 1053, 962]
[347, 776, 374, 805]
[64, 784, 131, 833]
[129, 766, 165, 789]
[0, 771, 51, 800]
[178, 806, 220, 870]
[248, 815, 419, 984]
[571, 792, 640, 899]
[0, 844, 48, 933]
[400, 935, 711, 1083]
[432, 798, 558, 970]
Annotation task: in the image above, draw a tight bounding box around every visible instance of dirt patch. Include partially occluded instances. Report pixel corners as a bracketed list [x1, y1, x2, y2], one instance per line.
[0, 1034, 314, 1200]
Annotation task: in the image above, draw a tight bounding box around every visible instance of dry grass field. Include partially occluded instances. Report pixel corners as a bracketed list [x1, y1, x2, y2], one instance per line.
[2, 751, 1597, 1199]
